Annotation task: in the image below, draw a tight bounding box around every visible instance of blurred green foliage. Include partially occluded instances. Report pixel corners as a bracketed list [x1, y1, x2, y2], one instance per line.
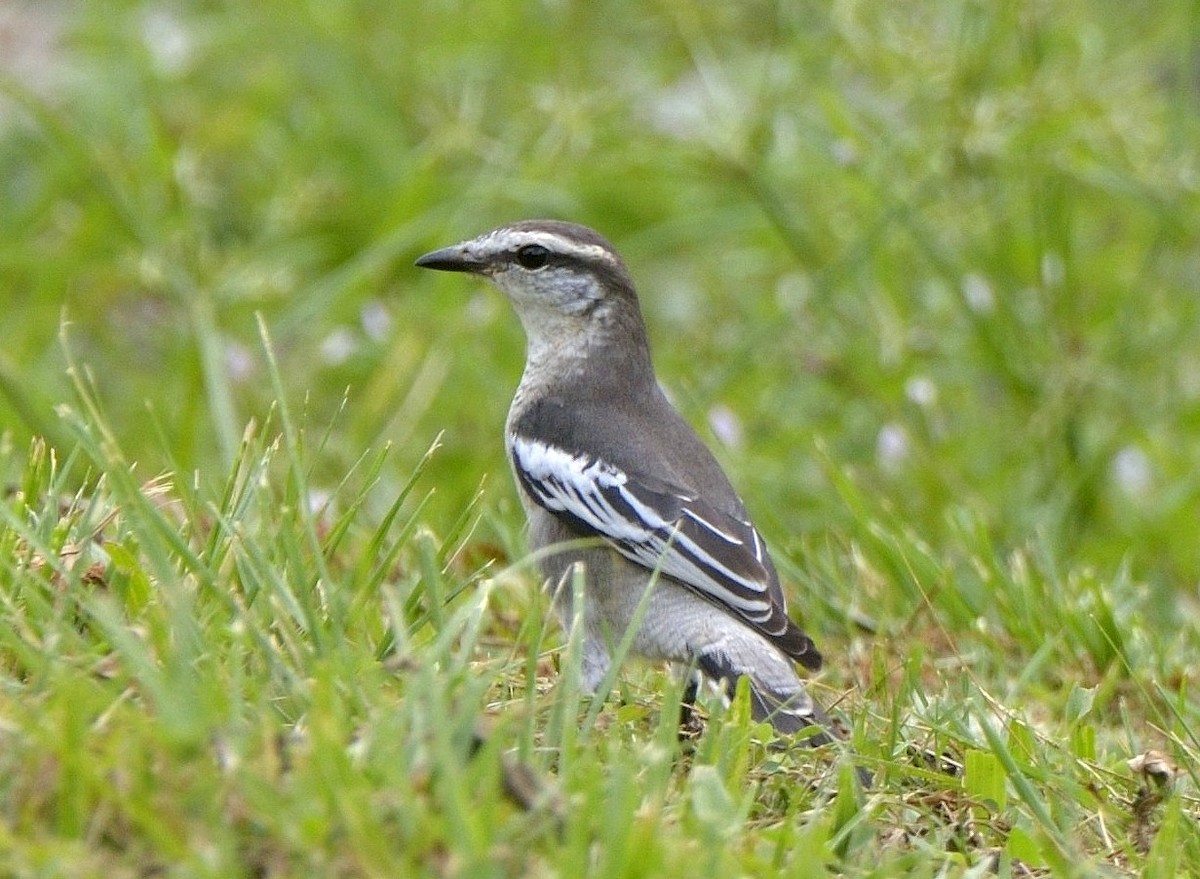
[2, 0, 1199, 590]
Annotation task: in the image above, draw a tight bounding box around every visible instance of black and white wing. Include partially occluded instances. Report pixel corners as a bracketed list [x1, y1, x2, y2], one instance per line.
[509, 433, 820, 668]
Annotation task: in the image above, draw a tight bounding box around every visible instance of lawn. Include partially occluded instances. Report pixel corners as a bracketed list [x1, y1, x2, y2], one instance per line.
[0, 1, 1197, 876]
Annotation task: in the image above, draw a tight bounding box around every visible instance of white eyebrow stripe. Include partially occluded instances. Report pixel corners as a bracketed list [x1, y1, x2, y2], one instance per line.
[481, 229, 620, 267]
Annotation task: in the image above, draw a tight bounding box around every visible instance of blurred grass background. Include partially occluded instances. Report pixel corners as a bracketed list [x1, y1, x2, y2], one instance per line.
[5, 0, 1198, 585]
[1, 0, 1199, 874]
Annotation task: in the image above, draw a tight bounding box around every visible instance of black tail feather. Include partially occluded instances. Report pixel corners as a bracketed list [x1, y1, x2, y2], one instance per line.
[693, 651, 872, 787]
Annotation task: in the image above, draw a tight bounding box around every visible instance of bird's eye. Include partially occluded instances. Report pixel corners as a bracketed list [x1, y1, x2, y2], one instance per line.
[515, 244, 550, 270]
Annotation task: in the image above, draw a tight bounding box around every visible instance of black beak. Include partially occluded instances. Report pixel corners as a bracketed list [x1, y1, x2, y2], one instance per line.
[414, 245, 486, 273]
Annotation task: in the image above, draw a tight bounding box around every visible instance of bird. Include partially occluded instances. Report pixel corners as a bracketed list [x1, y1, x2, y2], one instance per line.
[415, 219, 858, 767]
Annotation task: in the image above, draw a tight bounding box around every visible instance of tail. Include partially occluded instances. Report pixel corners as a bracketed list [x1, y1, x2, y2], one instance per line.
[754, 686, 838, 748]
[695, 650, 834, 741]
[695, 649, 872, 787]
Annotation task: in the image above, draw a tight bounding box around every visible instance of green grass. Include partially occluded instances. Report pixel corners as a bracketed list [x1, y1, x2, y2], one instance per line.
[1, 1, 1198, 875]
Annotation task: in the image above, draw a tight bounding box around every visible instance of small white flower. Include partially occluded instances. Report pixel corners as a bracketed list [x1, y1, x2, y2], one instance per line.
[307, 489, 332, 515]
[707, 404, 743, 449]
[905, 375, 938, 408]
[962, 273, 995, 315]
[142, 10, 192, 76]
[320, 327, 357, 365]
[830, 138, 859, 167]
[1111, 446, 1152, 499]
[360, 300, 392, 342]
[876, 423, 910, 473]
[224, 340, 255, 383]
[1041, 252, 1065, 288]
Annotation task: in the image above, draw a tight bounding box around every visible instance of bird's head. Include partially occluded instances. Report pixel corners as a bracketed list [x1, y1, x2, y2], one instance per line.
[416, 219, 653, 379]
[416, 219, 639, 318]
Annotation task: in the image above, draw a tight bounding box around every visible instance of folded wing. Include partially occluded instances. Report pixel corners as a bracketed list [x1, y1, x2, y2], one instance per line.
[509, 432, 821, 668]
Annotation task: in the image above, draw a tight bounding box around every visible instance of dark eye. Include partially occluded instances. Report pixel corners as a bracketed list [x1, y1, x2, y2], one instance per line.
[515, 244, 550, 270]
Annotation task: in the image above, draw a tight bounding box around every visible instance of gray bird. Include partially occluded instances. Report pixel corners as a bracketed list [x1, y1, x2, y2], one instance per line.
[416, 219, 856, 763]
